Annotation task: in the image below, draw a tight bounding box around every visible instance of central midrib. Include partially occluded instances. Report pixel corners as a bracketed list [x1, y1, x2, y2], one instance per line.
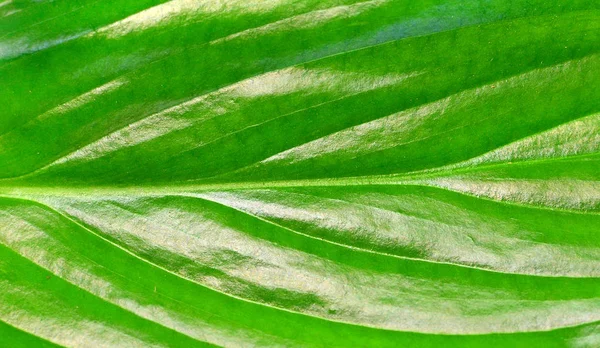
[0, 176, 418, 196]
[0, 151, 597, 196]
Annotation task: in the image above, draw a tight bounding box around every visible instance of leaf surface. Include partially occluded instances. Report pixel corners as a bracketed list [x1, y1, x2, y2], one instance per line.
[1, 0, 599, 346]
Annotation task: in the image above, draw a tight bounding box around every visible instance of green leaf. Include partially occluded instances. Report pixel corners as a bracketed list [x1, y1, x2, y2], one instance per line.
[1, 0, 599, 346]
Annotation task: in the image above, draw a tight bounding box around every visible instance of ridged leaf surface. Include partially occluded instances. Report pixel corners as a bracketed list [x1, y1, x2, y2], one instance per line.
[1, 0, 599, 346]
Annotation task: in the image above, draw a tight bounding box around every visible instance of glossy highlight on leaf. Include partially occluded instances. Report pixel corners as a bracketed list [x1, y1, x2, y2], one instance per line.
[1, 0, 599, 346]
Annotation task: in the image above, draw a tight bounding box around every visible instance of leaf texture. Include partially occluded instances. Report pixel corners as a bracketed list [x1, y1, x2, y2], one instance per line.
[1, 0, 599, 346]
